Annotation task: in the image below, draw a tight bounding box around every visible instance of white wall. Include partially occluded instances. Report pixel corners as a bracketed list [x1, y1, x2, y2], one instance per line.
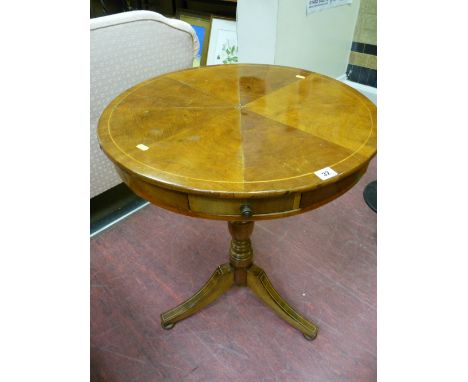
[275, 0, 360, 78]
[237, 0, 278, 64]
[237, 0, 360, 78]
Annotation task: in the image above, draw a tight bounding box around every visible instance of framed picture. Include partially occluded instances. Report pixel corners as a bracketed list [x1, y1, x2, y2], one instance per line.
[206, 17, 238, 65]
[177, 10, 212, 67]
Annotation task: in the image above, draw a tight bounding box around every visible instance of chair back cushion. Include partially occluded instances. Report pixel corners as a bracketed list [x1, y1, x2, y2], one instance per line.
[91, 11, 198, 197]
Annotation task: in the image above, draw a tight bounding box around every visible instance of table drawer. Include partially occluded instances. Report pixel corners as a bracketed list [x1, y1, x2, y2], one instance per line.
[188, 193, 301, 217]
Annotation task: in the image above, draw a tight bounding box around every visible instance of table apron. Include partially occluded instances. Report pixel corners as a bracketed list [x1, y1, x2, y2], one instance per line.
[114, 164, 368, 221]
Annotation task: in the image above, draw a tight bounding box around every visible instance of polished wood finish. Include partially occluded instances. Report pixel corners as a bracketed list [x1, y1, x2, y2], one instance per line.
[160, 263, 234, 329]
[247, 265, 318, 340]
[228, 221, 254, 285]
[98, 64, 376, 221]
[97, 64, 376, 340]
[160, 221, 318, 339]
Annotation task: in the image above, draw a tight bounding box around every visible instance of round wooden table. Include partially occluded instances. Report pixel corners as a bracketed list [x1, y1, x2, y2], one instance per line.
[98, 64, 377, 340]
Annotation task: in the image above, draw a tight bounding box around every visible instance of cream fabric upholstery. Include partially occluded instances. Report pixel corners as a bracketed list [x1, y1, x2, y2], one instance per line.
[91, 11, 199, 198]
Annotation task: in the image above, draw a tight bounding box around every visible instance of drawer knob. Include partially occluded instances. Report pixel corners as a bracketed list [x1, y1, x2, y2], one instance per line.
[240, 204, 253, 218]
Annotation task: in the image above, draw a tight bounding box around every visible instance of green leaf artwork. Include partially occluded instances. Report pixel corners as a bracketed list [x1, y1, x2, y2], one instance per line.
[216, 41, 238, 64]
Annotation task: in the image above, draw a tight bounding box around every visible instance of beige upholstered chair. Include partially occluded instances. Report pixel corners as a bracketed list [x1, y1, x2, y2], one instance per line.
[90, 11, 199, 198]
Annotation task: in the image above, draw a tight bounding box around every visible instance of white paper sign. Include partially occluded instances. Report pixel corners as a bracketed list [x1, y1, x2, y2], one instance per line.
[314, 167, 338, 180]
[306, 0, 352, 15]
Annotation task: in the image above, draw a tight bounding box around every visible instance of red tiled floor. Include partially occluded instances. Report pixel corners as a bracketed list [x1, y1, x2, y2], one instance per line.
[91, 157, 377, 382]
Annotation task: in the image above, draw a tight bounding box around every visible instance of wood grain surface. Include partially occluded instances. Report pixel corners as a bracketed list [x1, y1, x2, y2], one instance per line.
[98, 64, 376, 220]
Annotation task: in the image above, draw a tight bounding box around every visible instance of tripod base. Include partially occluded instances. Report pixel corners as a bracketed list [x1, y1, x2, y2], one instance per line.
[160, 221, 318, 340]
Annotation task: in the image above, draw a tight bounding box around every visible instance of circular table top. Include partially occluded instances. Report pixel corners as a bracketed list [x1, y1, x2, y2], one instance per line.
[98, 64, 376, 199]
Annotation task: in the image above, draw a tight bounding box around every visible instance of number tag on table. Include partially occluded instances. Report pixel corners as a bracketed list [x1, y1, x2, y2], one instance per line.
[314, 167, 338, 180]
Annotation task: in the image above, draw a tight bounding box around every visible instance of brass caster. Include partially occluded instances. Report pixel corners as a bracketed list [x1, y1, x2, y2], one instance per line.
[161, 322, 175, 330]
[303, 332, 317, 341]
